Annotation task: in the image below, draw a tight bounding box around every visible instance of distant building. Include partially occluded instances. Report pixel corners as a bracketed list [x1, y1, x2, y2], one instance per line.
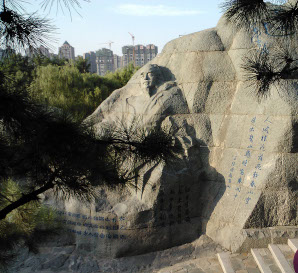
[38, 46, 51, 58]
[122, 46, 134, 67]
[58, 41, 75, 60]
[83, 51, 97, 73]
[25, 45, 51, 58]
[146, 44, 158, 63]
[84, 51, 121, 74]
[96, 48, 114, 76]
[135, 45, 146, 67]
[122, 44, 158, 68]
[113, 54, 122, 71]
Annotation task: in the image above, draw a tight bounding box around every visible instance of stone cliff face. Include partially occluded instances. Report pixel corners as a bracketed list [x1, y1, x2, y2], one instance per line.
[60, 14, 297, 257]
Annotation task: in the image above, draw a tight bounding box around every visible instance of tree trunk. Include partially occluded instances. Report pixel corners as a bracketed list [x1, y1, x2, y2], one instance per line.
[0, 181, 54, 220]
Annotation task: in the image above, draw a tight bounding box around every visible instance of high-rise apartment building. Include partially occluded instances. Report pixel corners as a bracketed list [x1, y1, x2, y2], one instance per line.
[122, 46, 134, 67]
[96, 48, 114, 76]
[113, 54, 122, 71]
[135, 45, 146, 67]
[38, 45, 51, 58]
[122, 44, 158, 68]
[25, 45, 51, 58]
[58, 41, 75, 60]
[146, 44, 158, 63]
[83, 51, 97, 73]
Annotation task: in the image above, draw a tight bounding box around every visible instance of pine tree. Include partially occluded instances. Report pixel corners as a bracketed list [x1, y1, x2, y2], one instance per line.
[221, 0, 298, 99]
[0, 0, 180, 268]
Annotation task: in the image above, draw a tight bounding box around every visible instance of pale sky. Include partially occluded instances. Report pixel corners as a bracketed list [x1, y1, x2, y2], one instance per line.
[25, 0, 224, 56]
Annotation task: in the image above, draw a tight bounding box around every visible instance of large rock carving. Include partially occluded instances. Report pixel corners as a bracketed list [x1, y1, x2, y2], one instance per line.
[57, 14, 297, 257]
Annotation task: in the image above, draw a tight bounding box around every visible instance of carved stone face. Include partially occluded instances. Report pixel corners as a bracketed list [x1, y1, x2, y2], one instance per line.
[141, 72, 155, 90]
[140, 64, 163, 95]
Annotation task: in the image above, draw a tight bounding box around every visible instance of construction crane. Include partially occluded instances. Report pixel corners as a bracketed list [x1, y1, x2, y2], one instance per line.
[98, 41, 114, 50]
[128, 32, 135, 66]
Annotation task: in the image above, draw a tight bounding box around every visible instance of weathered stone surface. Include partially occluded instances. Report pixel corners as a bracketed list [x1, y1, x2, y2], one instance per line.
[162, 28, 225, 54]
[9, 235, 226, 273]
[47, 7, 298, 259]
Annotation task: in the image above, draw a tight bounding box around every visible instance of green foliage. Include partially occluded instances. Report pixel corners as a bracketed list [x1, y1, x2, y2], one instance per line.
[28, 62, 139, 121]
[0, 53, 139, 122]
[0, 179, 61, 270]
[75, 56, 90, 73]
[32, 53, 66, 67]
[0, 179, 58, 233]
[0, 179, 39, 234]
[105, 63, 140, 86]
[0, 53, 35, 90]
[0, 53, 66, 96]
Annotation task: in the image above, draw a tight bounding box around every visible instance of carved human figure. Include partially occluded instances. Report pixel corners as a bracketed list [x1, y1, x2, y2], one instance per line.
[123, 64, 189, 126]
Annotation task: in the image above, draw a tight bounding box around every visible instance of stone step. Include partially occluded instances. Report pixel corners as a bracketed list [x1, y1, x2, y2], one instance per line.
[275, 244, 295, 272]
[230, 252, 261, 273]
[249, 248, 281, 273]
[156, 254, 224, 273]
[288, 238, 298, 253]
[268, 244, 295, 273]
[217, 251, 262, 273]
[251, 248, 272, 273]
[157, 241, 297, 273]
[217, 252, 235, 273]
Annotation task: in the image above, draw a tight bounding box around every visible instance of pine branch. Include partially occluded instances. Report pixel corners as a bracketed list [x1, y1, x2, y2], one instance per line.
[0, 193, 12, 203]
[270, 1, 298, 35]
[0, 8, 56, 51]
[220, 0, 269, 29]
[241, 45, 298, 100]
[0, 176, 55, 220]
[241, 49, 281, 99]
